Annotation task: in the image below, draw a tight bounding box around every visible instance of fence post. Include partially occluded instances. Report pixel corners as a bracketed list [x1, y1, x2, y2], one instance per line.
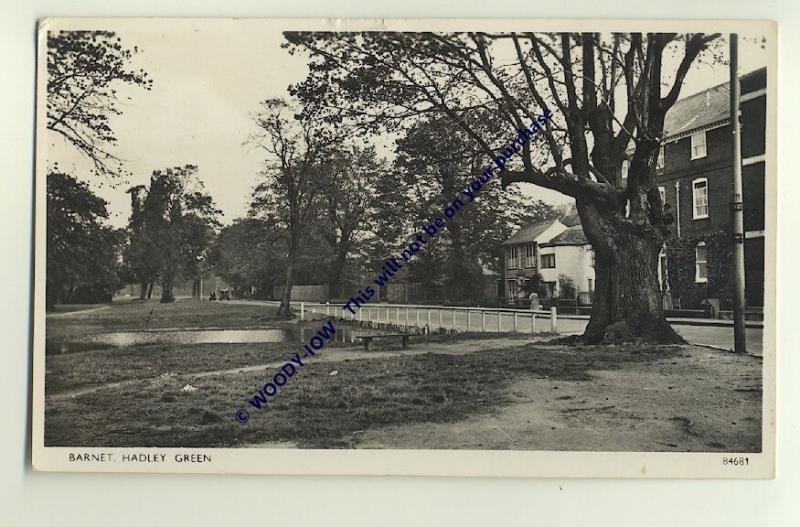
[326, 302, 330, 316]
[467, 311, 471, 331]
[406, 307, 410, 325]
[387, 307, 390, 323]
[427, 309, 432, 328]
[439, 309, 443, 329]
[300, 302, 305, 321]
[358, 308, 363, 322]
[550, 306, 558, 333]
[396, 307, 400, 324]
[481, 311, 486, 332]
[451, 309, 456, 330]
[497, 312, 502, 332]
[416, 309, 420, 327]
[513, 312, 518, 332]
[531, 312, 535, 334]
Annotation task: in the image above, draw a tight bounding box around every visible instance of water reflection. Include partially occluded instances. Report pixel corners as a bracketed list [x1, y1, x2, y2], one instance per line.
[47, 326, 366, 354]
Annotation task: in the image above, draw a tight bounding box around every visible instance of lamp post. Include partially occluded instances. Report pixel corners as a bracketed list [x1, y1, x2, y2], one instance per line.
[195, 254, 206, 300]
[729, 33, 747, 354]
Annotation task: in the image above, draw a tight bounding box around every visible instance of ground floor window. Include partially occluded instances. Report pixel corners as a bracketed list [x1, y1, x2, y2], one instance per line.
[695, 242, 708, 283]
[506, 279, 517, 300]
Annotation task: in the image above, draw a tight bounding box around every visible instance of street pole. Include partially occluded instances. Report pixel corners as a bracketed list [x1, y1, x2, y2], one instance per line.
[729, 33, 747, 354]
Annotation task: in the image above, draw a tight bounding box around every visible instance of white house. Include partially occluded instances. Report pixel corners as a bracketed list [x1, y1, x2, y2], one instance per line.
[501, 219, 567, 301]
[537, 225, 596, 304]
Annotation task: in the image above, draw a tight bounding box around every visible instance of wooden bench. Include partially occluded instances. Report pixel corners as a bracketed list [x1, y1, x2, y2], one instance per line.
[355, 333, 411, 351]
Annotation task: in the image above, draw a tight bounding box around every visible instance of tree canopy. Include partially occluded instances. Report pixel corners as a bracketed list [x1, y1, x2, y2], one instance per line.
[47, 30, 152, 179]
[284, 31, 723, 342]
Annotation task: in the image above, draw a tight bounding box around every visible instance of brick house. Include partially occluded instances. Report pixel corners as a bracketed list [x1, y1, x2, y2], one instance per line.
[643, 67, 766, 309]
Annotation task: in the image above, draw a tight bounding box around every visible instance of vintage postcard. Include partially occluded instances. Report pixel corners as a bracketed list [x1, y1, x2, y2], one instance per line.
[32, 17, 777, 477]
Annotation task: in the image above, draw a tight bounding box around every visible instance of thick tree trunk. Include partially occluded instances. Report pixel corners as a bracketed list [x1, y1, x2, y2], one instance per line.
[277, 235, 297, 318]
[278, 260, 294, 318]
[327, 250, 347, 300]
[146, 281, 154, 299]
[444, 219, 476, 303]
[160, 268, 175, 303]
[139, 281, 147, 300]
[578, 200, 684, 344]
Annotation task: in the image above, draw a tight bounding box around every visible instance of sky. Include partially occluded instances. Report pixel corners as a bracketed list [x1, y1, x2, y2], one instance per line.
[45, 26, 771, 228]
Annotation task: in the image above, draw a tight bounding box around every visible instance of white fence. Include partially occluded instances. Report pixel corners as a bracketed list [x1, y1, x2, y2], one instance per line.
[297, 301, 558, 334]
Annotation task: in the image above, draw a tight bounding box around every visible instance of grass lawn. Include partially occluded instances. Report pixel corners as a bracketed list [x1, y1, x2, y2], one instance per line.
[44, 299, 763, 451]
[47, 298, 287, 336]
[48, 304, 111, 314]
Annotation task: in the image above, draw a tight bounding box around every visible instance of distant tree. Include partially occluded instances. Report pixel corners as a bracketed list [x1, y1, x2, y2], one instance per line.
[389, 115, 561, 300]
[208, 218, 285, 298]
[124, 165, 220, 303]
[124, 184, 161, 298]
[46, 30, 152, 179]
[247, 99, 333, 317]
[317, 146, 383, 298]
[46, 172, 123, 308]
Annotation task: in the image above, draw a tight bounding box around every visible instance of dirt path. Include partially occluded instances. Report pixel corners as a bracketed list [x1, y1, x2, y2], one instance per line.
[46, 306, 111, 318]
[352, 346, 762, 452]
[45, 336, 540, 400]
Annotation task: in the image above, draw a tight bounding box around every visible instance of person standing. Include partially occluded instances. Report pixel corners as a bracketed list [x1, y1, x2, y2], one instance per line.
[528, 291, 540, 311]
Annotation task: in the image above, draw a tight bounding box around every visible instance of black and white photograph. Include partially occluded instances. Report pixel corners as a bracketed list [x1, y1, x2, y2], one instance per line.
[31, 17, 777, 477]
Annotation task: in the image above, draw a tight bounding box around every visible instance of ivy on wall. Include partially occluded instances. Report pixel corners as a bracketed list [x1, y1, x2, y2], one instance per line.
[666, 230, 735, 310]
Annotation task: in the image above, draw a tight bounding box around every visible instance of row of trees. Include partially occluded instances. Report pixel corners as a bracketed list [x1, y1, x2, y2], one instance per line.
[46, 31, 152, 308]
[46, 28, 724, 344]
[209, 99, 558, 317]
[124, 165, 220, 302]
[46, 171, 124, 306]
[281, 31, 723, 343]
[46, 31, 222, 306]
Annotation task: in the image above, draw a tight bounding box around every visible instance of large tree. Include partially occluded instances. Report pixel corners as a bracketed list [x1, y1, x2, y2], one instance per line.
[46, 172, 123, 308]
[208, 218, 286, 298]
[248, 99, 333, 317]
[285, 31, 721, 343]
[317, 146, 383, 298]
[124, 165, 220, 303]
[124, 184, 161, 299]
[47, 30, 152, 179]
[391, 115, 559, 301]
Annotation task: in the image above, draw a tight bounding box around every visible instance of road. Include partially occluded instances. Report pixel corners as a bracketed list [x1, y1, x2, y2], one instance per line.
[246, 300, 765, 356]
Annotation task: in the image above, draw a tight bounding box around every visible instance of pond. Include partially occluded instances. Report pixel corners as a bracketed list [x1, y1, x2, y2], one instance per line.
[46, 326, 365, 354]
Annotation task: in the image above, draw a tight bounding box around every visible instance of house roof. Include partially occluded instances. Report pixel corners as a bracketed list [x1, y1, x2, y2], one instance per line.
[501, 220, 556, 246]
[663, 67, 766, 140]
[560, 204, 581, 227]
[539, 225, 589, 247]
